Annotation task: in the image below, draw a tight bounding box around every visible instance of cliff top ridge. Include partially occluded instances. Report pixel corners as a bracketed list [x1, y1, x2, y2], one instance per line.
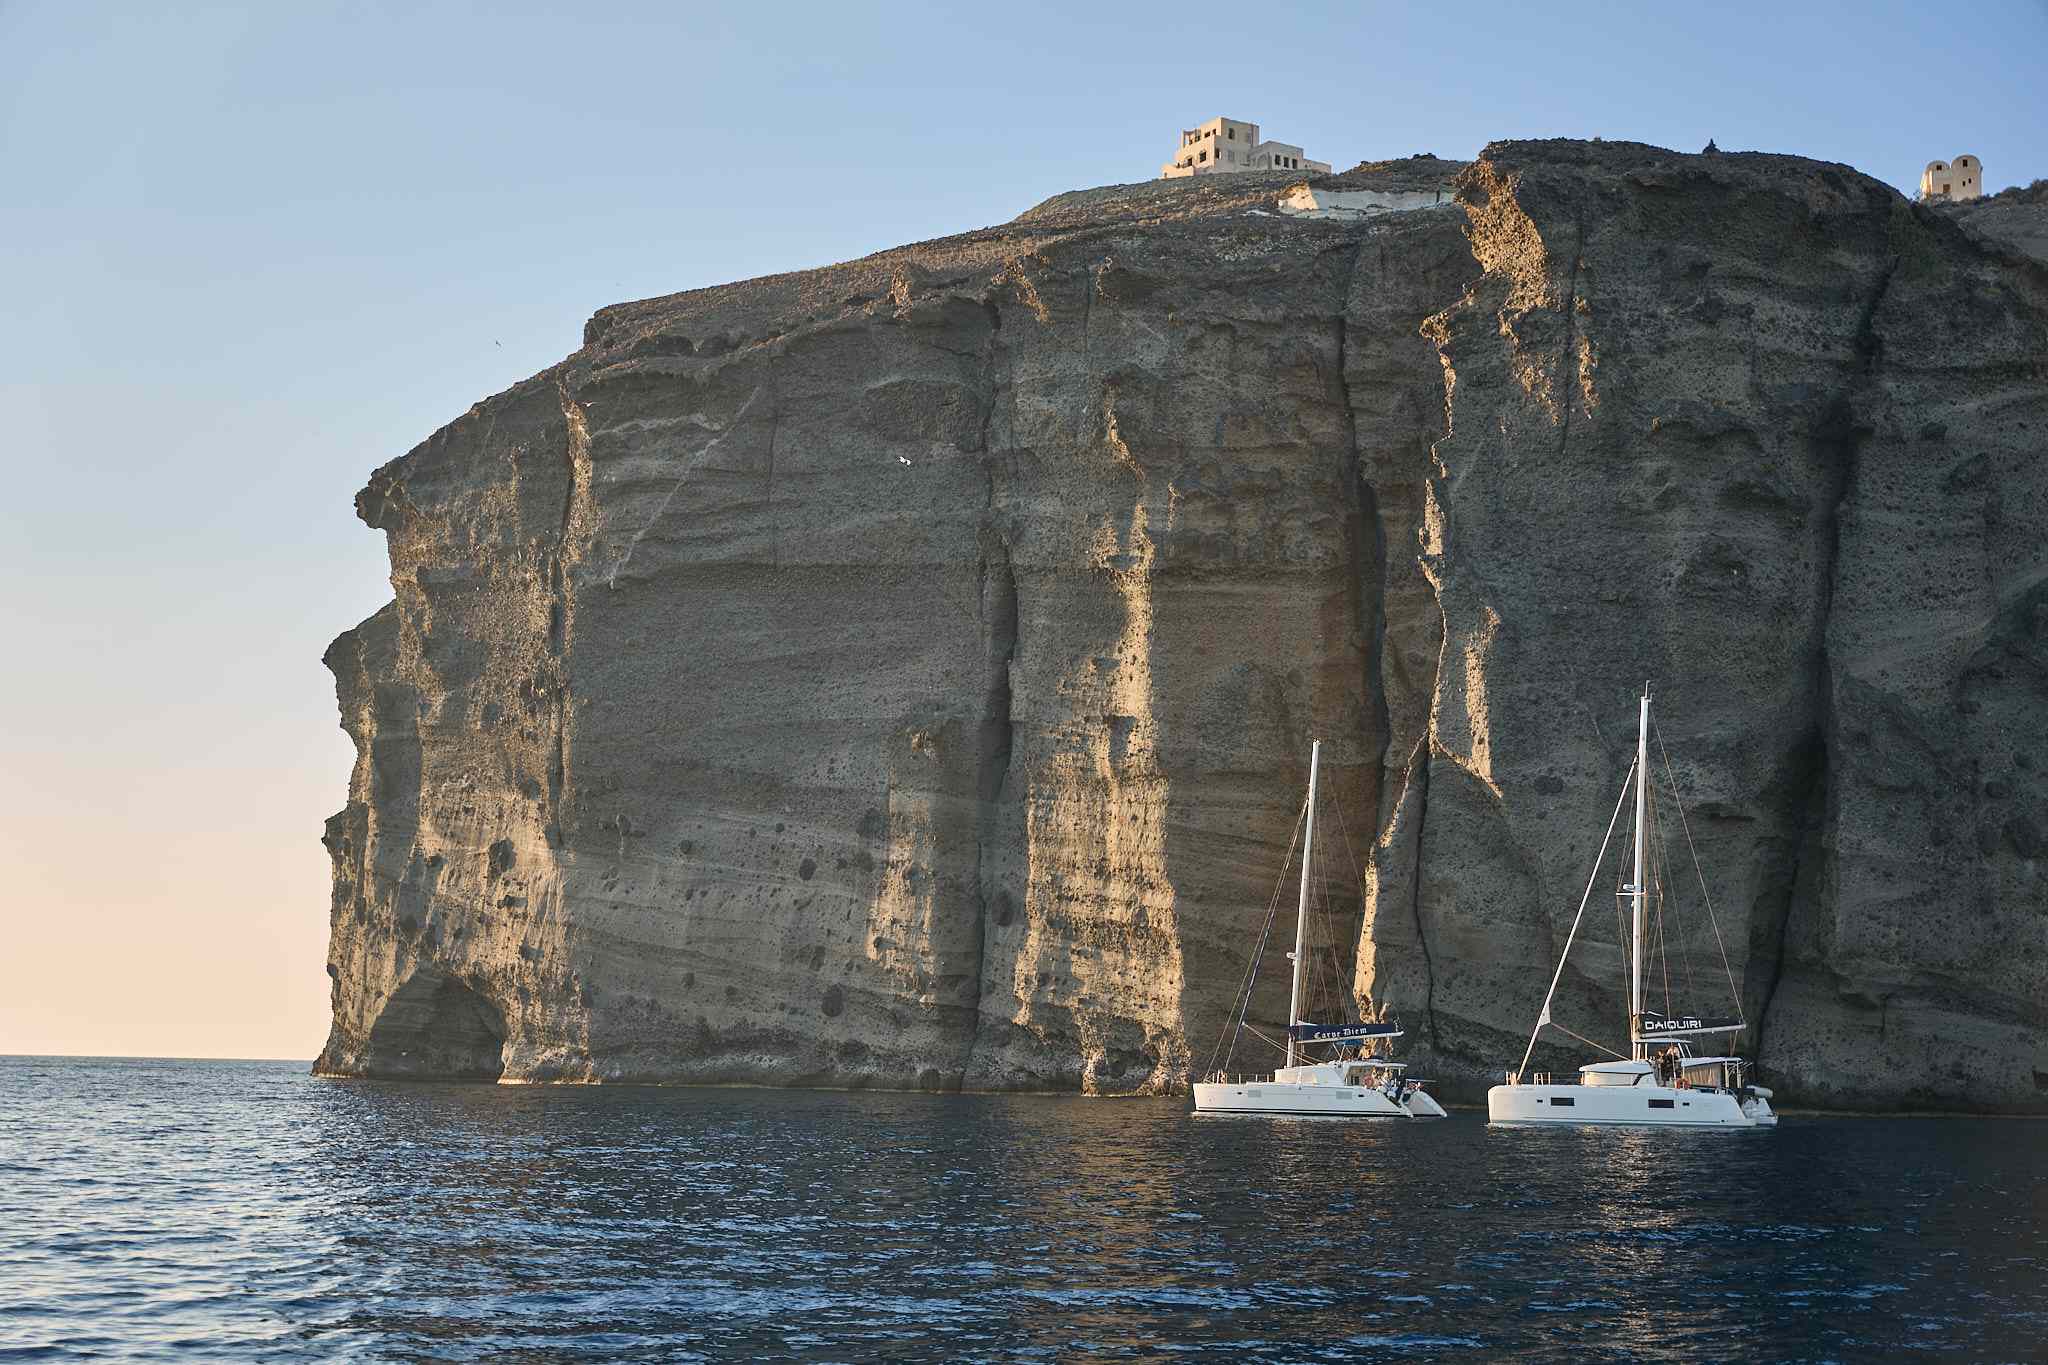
[579, 140, 1919, 359]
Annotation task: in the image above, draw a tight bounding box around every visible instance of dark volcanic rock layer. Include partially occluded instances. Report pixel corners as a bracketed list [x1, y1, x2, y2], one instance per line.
[317, 142, 2048, 1109]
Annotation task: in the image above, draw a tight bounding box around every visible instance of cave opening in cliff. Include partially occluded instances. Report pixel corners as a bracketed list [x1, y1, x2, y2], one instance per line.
[360, 969, 508, 1081]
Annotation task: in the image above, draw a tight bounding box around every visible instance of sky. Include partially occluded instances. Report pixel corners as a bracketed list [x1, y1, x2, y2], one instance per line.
[2, 0, 2042, 1061]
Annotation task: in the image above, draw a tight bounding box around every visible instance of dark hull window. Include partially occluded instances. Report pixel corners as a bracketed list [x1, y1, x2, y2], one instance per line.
[1549, 1096, 1575, 1107]
[1649, 1098, 1675, 1109]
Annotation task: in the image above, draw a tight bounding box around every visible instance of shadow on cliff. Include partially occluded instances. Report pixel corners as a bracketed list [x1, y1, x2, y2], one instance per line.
[337, 970, 509, 1081]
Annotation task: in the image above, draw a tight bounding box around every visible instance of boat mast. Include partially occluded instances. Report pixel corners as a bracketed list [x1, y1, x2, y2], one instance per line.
[1286, 739, 1322, 1070]
[1631, 686, 1649, 1061]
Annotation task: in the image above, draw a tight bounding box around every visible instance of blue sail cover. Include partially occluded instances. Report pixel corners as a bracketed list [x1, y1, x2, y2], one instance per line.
[1287, 1022, 1403, 1044]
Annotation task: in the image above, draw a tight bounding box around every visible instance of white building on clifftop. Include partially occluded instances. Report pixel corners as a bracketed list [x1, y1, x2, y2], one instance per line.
[1161, 116, 1330, 179]
[1920, 154, 1983, 202]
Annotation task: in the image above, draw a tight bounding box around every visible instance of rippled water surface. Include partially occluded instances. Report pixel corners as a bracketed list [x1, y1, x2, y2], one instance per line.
[4, 1057, 2046, 1360]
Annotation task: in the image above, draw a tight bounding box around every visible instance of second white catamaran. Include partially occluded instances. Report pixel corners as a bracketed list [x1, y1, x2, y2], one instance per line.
[1193, 740, 1445, 1119]
[1488, 686, 1777, 1128]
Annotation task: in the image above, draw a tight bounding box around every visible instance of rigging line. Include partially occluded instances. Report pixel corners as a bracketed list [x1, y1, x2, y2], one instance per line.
[1654, 770, 1697, 1005]
[1649, 776, 1670, 1006]
[1242, 1024, 1288, 1057]
[1328, 795, 1376, 1021]
[1562, 655, 1612, 753]
[1650, 779, 1672, 1016]
[1648, 777, 1675, 1007]
[1516, 756, 1639, 1083]
[1329, 786, 1370, 891]
[1312, 800, 1348, 1024]
[1320, 816, 1346, 1016]
[1310, 811, 1333, 1013]
[1318, 856, 1344, 1021]
[1659, 889, 1673, 1016]
[1652, 715, 1744, 1017]
[1204, 796, 1308, 1076]
[1220, 879, 1291, 1075]
[1551, 1020, 1627, 1060]
[1223, 800, 1305, 1071]
[1302, 822, 1322, 1024]
[1613, 835, 1629, 988]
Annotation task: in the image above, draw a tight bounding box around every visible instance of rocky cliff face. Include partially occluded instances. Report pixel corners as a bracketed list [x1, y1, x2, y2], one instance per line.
[317, 141, 2048, 1110]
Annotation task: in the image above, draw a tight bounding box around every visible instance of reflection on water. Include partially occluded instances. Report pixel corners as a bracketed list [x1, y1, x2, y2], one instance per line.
[3, 1057, 2045, 1360]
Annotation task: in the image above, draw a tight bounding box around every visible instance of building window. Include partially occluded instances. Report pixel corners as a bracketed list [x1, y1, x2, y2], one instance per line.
[1228, 128, 1236, 139]
[1198, 151, 1206, 163]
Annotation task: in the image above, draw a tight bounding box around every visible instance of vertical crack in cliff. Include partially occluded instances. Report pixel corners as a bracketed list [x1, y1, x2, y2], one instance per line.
[1753, 733, 1826, 1048]
[548, 378, 596, 847]
[971, 546, 1019, 1050]
[975, 298, 1004, 467]
[1403, 244, 1470, 1060]
[1755, 256, 1894, 1058]
[966, 297, 1009, 1074]
[1331, 241, 1394, 1009]
[1404, 739, 1442, 1050]
[764, 410, 781, 570]
[1556, 204, 1588, 459]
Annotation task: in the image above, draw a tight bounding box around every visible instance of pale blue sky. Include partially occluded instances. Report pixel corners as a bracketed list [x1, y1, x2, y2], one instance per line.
[2, 0, 2041, 1059]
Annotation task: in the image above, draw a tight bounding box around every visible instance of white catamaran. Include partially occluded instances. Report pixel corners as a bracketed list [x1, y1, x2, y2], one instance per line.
[1193, 740, 1446, 1119]
[1488, 687, 1777, 1128]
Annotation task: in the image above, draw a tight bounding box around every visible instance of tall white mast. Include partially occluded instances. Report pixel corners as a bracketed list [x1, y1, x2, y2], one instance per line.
[1285, 739, 1322, 1070]
[1631, 686, 1650, 1059]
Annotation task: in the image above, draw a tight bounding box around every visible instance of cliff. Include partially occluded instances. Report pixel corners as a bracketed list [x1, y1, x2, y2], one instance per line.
[316, 140, 2048, 1109]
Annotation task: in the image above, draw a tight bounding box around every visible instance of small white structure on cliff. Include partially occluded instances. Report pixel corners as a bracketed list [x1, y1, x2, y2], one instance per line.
[1921, 155, 1983, 202]
[1161, 116, 1330, 179]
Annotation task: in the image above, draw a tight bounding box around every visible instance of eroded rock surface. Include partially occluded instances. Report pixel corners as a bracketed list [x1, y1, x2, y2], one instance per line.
[318, 142, 2048, 1109]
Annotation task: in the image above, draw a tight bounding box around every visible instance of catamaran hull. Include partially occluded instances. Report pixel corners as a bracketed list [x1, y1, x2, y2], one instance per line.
[1487, 1083, 1776, 1128]
[1193, 1081, 1445, 1118]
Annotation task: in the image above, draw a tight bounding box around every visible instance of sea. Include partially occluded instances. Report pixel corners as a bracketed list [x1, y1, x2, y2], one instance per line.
[2, 1057, 2044, 1362]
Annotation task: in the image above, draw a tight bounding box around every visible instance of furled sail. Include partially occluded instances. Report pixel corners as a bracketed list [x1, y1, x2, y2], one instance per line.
[1287, 1022, 1404, 1044]
[1634, 1011, 1744, 1038]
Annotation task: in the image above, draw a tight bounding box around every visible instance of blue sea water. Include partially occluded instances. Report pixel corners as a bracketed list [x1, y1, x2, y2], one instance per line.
[1, 1057, 2045, 1361]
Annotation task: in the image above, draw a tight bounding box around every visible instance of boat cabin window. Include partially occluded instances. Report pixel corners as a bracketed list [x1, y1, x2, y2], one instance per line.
[1549, 1096, 1575, 1106]
[1649, 1098, 1675, 1109]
